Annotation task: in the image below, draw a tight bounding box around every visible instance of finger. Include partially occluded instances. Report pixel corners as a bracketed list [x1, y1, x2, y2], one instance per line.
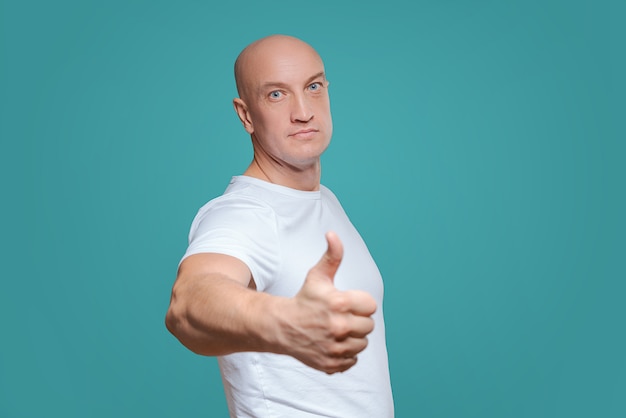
[311, 231, 344, 282]
[344, 316, 375, 339]
[342, 289, 377, 317]
[328, 337, 369, 358]
[321, 339, 368, 374]
[332, 316, 374, 341]
[323, 356, 358, 375]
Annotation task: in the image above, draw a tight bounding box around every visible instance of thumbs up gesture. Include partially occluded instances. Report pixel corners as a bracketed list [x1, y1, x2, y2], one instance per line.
[277, 232, 377, 374]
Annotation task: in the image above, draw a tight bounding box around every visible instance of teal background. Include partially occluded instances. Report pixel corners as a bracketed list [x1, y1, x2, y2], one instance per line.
[1, 0, 624, 417]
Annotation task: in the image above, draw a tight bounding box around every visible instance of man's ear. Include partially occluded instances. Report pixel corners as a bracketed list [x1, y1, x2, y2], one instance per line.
[233, 98, 254, 134]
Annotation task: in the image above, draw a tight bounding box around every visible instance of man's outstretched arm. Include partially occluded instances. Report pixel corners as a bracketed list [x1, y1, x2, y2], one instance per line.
[165, 232, 377, 374]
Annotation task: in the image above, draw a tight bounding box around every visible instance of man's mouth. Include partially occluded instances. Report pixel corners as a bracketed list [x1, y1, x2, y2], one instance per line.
[290, 129, 318, 138]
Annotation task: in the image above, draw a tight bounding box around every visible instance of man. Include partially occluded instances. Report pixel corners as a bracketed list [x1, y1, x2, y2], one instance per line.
[166, 35, 394, 417]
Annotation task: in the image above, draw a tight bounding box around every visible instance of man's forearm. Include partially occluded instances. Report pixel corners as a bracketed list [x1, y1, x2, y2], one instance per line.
[165, 273, 285, 356]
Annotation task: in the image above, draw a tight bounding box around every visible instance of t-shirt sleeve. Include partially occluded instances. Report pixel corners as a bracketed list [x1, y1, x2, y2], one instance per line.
[181, 195, 281, 291]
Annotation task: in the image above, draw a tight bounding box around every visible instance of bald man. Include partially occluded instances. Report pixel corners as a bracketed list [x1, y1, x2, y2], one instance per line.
[166, 35, 394, 417]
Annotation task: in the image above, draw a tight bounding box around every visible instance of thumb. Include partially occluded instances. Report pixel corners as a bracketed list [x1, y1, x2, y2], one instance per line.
[312, 231, 344, 282]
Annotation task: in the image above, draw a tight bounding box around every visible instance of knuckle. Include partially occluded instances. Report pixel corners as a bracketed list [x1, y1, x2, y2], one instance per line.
[327, 343, 347, 358]
[354, 290, 377, 313]
[350, 338, 368, 356]
[320, 357, 340, 372]
[329, 292, 349, 311]
[329, 317, 350, 338]
[321, 356, 355, 374]
[359, 337, 369, 351]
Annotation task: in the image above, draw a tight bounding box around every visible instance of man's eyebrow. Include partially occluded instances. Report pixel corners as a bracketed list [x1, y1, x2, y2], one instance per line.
[305, 71, 326, 85]
[259, 72, 326, 91]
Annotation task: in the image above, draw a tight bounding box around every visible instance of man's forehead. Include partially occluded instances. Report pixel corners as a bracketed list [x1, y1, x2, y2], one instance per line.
[248, 52, 324, 87]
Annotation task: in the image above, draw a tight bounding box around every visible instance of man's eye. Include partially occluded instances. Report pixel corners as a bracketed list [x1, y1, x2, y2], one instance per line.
[269, 91, 282, 99]
[309, 83, 320, 91]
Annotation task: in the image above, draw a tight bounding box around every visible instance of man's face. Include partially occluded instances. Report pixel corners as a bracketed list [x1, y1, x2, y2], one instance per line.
[237, 40, 333, 170]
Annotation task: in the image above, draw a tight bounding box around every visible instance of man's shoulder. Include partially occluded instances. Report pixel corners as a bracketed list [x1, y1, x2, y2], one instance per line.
[197, 177, 273, 211]
[195, 191, 274, 224]
[319, 184, 343, 205]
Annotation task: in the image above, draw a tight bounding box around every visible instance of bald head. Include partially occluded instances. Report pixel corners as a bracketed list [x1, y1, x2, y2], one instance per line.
[234, 35, 325, 101]
[231, 34, 333, 187]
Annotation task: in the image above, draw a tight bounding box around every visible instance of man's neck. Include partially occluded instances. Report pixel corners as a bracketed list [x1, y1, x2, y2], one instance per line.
[244, 158, 321, 191]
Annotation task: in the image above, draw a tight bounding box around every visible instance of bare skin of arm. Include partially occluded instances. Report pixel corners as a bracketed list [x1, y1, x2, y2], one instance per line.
[165, 232, 377, 374]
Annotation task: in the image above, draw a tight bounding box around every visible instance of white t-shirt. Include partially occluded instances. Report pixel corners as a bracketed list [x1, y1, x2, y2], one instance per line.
[183, 176, 394, 418]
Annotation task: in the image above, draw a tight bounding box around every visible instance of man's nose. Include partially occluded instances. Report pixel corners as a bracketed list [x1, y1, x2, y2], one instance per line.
[291, 94, 313, 123]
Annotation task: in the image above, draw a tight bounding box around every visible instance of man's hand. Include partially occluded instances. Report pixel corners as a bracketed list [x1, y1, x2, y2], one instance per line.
[277, 231, 377, 374]
[167, 231, 377, 374]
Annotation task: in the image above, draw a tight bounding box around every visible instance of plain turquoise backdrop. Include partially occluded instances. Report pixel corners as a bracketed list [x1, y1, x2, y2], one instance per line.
[1, 0, 624, 417]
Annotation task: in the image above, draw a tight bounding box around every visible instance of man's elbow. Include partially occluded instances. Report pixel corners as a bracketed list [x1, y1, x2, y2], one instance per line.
[164, 302, 188, 348]
[164, 305, 180, 339]
[165, 302, 219, 357]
